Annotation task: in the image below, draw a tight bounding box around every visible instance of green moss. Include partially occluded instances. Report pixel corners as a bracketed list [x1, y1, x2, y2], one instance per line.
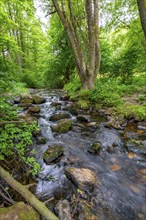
[43, 145, 64, 164]
[0, 202, 39, 220]
[51, 119, 72, 133]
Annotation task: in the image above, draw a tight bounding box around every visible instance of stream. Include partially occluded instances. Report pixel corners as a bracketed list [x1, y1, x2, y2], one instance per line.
[22, 90, 146, 220]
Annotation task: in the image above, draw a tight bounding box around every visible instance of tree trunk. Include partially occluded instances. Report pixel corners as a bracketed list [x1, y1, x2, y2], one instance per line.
[0, 166, 59, 220]
[137, 0, 146, 39]
[52, 0, 100, 89]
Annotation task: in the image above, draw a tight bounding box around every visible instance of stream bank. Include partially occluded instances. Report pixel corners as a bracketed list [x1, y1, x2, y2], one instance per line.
[1, 89, 146, 220]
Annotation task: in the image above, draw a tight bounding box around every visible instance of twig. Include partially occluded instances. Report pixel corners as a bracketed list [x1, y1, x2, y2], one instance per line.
[44, 197, 54, 204]
[0, 190, 15, 205]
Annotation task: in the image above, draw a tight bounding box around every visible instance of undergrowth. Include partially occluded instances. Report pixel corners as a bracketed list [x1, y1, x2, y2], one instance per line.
[0, 82, 40, 176]
[64, 73, 146, 121]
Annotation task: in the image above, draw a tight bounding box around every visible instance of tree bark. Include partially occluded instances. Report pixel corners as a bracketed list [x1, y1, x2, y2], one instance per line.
[51, 0, 100, 89]
[0, 166, 59, 220]
[137, 0, 146, 39]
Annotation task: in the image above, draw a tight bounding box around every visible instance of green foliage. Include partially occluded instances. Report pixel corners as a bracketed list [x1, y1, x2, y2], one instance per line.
[0, 120, 40, 175]
[44, 14, 75, 89]
[0, 0, 46, 89]
[64, 73, 146, 121]
[64, 70, 81, 96]
[76, 100, 89, 109]
[114, 104, 146, 121]
[21, 71, 43, 88]
[138, 94, 146, 102]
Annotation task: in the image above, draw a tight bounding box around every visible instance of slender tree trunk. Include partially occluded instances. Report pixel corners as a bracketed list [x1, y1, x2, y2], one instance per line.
[137, 0, 146, 39]
[0, 166, 59, 220]
[52, 0, 100, 89]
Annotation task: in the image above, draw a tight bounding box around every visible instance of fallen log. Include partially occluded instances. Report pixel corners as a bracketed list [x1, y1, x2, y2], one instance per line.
[0, 166, 59, 220]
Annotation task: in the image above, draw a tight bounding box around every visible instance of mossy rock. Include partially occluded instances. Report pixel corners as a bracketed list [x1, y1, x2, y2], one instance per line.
[51, 119, 72, 133]
[0, 202, 40, 220]
[28, 106, 40, 113]
[43, 145, 64, 164]
[32, 95, 45, 104]
[49, 113, 71, 121]
[19, 98, 33, 108]
[88, 142, 101, 154]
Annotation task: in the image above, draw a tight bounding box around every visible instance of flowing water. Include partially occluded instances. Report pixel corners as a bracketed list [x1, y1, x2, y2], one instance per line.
[30, 90, 146, 220]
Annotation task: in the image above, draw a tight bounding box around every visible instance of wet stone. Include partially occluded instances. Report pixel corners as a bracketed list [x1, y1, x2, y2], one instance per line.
[51, 119, 72, 133]
[88, 141, 101, 154]
[32, 95, 45, 104]
[43, 145, 64, 164]
[55, 200, 72, 220]
[19, 98, 33, 108]
[28, 106, 40, 113]
[65, 168, 96, 192]
[49, 113, 71, 121]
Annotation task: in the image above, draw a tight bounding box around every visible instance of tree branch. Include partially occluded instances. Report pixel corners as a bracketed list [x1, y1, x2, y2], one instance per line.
[0, 166, 59, 220]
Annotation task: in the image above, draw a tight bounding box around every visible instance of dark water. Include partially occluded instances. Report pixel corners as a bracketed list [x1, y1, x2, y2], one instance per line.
[31, 90, 146, 220]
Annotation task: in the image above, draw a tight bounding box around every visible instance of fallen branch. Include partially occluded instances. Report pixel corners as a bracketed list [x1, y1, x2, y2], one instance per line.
[0, 166, 59, 220]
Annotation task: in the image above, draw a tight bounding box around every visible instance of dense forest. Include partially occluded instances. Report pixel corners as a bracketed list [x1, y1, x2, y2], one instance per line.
[0, 0, 146, 220]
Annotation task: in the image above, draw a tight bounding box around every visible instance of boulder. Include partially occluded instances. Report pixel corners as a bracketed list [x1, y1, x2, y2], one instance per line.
[88, 141, 101, 154]
[49, 113, 71, 121]
[51, 119, 72, 133]
[19, 99, 33, 108]
[28, 106, 40, 113]
[43, 145, 64, 164]
[32, 95, 45, 104]
[65, 168, 96, 192]
[19, 94, 33, 108]
[0, 202, 39, 220]
[55, 200, 72, 220]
